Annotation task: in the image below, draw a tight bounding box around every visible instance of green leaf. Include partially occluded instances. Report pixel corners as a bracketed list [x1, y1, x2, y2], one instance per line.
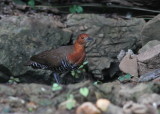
[71, 71, 76, 76]
[78, 65, 84, 69]
[52, 83, 62, 91]
[69, 5, 76, 13]
[8, 76, 20, 84]
[118, 74, 132, 82]
[8, 80, 13, 83]
[28, 0, 35, 7]
[76, 5, 83, 13]
[66, 94, 76, 110]
[93, 81, 102, 85]
[69, 5, 83, 13]
[79, 61, 88, 69]
[66, 99, 76, 110]
[67, 94, 74, 99]
[28, 107, 33, 112]
[79, 87, 89, 97]
[77, 70, 81, 73]
[83, 61, 88, 65]
[15, 78, 20, 82]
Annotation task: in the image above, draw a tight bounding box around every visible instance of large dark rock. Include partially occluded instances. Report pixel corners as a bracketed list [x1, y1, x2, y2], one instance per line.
[137, 44, 160, 75]
[65, 14, 145, 79]
[0, 15, 71, 80]
[138, 40, 160, 54]
[141, 14, 160, 45]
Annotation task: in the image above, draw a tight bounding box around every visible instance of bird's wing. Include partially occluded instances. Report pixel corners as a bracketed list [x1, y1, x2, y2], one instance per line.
[30, 45, 74, 67]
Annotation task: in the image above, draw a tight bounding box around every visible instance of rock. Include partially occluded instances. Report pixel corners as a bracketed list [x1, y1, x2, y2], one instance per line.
[119, 53, 138, 76]
[7, 96, 25, 108]
[102, 62, 120, 80]
[137, 93, 160, 105]
[0, 81, 159, 113]
[0, 85, 16, 96]
[123, 101, 155, 114]
[35, 107, 56, 114]
[0, 71, 10, 83]
[96, 99, 110, 112]
[26, 101, 37, 110]
[137, 44, 160, 75]
[66, 14, 145, 79]
[76, 102, 101, 114]
[0, 65, 12, 83]
[15, 84, 53, 96]
[150, 82, 160, 94]
[55, 109, 72, 114]
[117, 50, 126, 61]
[96, 82, 156, 105]
[0, 15, 71, 78]
[141, 14, 160, 45]
[139, 69, 160, 82]
[117, 83, 152, 105]
[138, 40, 160, 54]
[153, 77, 160, 82]
[105, 104, 123, 114]
[89, 57, 113, 79]
[137, 44, 160, 62]
[0, 104, 12, 114]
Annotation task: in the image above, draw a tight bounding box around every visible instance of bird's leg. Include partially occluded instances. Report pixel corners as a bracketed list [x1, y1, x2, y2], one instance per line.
[71, 64, 78, 70]
[52, 72, 61, 84]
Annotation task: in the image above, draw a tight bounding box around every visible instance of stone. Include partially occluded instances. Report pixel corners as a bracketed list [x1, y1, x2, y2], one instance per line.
[66, 14, 145, 78]
[153, 77, 160, 82]
[137, 44, 160, 75]
[0, 71, 10, 83]
[35, 107, 57, 114]
[123, 101, 149, 114]
[138, 40, 160, 54]
[117, 50, 126, 61]
[0, 81, 159, 113]
[88, 57, 113, 79]
[0, 65, 12, 83]
[105, 104, 123, 114]
[76, 102, 101, 114]
[139, 69, 160, 82]
[119, 54, 138, 76]
[0, 15, 71, 78]
[141, 14, 160, 45]
[137, 93, 160, 105]
[102, 61, 120, 79]
[96, 99, 110, 112]
[0, 85, 16, 96]
[26, 101, 37, 110]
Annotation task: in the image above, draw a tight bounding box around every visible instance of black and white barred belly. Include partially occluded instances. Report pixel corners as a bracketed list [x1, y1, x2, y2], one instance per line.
[31, 59, 78, 73]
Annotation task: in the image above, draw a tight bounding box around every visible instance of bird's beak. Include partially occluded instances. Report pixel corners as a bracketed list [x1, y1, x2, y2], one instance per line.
[86, 37, 93, 42]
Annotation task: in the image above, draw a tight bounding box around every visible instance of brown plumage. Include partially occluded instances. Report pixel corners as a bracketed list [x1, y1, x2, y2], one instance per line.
[25, 33, 93, 83]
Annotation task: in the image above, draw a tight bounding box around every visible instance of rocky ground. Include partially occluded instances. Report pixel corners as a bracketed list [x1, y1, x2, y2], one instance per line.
[0, 0, 160, 114]
[0, 81, 160, 114]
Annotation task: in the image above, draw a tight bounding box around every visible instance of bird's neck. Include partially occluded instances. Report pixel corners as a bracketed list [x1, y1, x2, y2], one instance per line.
[67, 42, 85, 64]
[74, 42, 85, 52]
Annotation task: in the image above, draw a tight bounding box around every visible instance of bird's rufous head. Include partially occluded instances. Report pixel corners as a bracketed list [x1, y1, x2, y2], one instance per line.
[76, 33, 93, 45]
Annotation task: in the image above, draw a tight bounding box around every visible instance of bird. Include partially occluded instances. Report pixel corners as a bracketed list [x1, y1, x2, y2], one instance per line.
[25, 33, 93, 84]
